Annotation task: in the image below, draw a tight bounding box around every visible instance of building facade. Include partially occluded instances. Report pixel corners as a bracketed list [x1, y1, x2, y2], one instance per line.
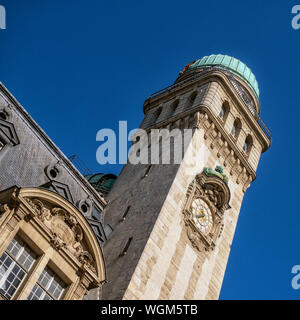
[0, 54, 271, 300]
[0, 83, 108, 300]
[102, 54, 271, 300]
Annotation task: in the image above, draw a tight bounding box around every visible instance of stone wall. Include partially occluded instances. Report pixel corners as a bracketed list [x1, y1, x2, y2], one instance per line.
[102, 70, 266, 300]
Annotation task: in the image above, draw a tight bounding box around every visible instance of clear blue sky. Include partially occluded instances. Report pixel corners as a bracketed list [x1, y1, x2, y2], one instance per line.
[0, 0, 299, 299]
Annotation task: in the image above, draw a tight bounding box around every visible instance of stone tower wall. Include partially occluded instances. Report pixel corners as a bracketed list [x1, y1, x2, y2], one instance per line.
[102, 71, 268, 300]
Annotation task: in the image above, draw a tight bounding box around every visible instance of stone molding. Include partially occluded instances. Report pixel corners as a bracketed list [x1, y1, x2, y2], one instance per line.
[143, 70, 270, 152]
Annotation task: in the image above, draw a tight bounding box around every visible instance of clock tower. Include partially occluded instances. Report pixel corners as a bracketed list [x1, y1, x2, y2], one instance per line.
[102, 54, 271, 300]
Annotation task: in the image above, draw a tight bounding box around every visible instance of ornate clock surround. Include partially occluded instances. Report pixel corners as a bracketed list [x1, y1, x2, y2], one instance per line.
[183, 167, 231, 252]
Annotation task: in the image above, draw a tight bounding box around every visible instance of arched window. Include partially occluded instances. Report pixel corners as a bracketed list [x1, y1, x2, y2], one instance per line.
[243, 135, 253, 154]
[152, 106, 162, 124]
[0, 187, 106, 300]
[219, 101, 229, 122]
[231, 118, 242, 139]
[170, 100, 179, 116]
[187, 92, 197, 109]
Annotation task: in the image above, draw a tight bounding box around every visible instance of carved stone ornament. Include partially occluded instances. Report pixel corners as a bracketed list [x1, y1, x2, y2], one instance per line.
[183, 167, 231, 252]
[0, 203, 11, 217]
[24, 197, 96, 273]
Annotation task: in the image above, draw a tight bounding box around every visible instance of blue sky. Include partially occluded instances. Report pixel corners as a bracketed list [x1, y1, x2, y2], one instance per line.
[0, 0, 299, 299]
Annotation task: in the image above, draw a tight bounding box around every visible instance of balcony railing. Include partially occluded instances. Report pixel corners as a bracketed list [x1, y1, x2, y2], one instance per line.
[146, 66, 272, 143]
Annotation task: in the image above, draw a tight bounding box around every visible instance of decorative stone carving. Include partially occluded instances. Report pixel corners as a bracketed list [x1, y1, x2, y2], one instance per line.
[25, 198, 50, 221]
[51, 215, 75, 247]
[0, 203, 10, 217]
[50, 232, 67, 250]
[183, 167, 231, 252]
[196, 109, 257, 192]
[0, 187, 105, 298]
[203, 166, 228, 185]
[24, 197, 97, 273]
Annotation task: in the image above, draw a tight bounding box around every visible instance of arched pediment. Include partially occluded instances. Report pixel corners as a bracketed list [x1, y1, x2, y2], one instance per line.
[5, 187, 106, 286]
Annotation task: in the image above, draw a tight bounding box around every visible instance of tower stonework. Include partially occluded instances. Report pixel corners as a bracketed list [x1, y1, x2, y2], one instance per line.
[102, 55, 271, 300]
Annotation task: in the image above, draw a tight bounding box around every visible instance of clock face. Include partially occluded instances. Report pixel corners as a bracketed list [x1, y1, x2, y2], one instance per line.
[191, 198, 213, 235]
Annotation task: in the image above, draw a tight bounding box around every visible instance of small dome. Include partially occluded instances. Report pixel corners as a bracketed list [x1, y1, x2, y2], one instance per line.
[85, 173, 117, 195]
[183, 54, 259, 98]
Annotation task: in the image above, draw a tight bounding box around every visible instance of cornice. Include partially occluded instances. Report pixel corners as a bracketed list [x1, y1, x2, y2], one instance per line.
[143, 105, 257, 184]
[200, 106, 257, 180]
[143, 70, 270, 152]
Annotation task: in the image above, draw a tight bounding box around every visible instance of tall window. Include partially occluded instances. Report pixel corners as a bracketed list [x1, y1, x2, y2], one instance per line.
[152, 107, 162, 124]
[187, 92, 197, 109]
[243, 135, 253, 154]
[219, 102, 229, 122]
[169, 100, 179, 116]
[219, 105, 225, 119]
[0, 236, 37, 299]
[231, 119, 242, 139]
[27, 266, 67, 300]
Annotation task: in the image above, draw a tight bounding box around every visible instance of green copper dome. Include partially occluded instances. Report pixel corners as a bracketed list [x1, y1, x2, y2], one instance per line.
[185, 54, 259, 98]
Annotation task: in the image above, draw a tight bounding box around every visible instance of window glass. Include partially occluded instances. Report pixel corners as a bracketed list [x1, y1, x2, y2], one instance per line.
[27, 266, 66, 300]
[219, 106, 225, 119]
[231, 124, 237, 136]
[0, 236, 36, 299]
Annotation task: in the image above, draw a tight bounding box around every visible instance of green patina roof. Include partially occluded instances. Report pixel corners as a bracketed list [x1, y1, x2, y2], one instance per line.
[185, 54, 259, 98]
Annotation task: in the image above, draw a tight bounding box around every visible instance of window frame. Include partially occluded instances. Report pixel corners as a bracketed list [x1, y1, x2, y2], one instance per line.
[243, 135, 253, 155]
[27, 266, 67, 301]
[189, 92, 197, 106]
[219, 101, 230, 123]
[0, 236, 37, 300]
[231, 119, 242, 139]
